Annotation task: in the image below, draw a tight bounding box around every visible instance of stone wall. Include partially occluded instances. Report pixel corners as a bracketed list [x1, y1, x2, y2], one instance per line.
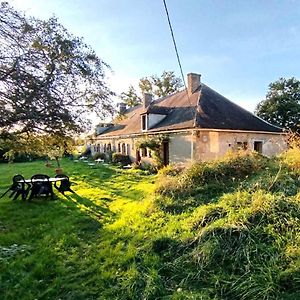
[194, 130, 287, 161]
[91, 130, 287, 165]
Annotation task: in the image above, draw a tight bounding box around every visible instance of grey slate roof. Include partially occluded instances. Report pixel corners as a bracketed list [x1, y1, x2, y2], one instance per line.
[97, 83, 282, 137]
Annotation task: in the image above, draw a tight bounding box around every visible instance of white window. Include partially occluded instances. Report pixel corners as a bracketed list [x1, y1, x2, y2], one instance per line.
[126, 144, 131, 156]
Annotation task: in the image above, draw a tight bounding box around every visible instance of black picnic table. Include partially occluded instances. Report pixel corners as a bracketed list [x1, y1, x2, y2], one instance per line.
[1, 175, 74, 201]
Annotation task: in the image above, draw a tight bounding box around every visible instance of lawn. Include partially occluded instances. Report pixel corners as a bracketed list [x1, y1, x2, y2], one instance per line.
[0, 154, 299, 300]
[0, 159, 158, 300]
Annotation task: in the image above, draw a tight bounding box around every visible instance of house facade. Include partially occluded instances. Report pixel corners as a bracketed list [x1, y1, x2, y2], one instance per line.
[91, 73, 286, 165]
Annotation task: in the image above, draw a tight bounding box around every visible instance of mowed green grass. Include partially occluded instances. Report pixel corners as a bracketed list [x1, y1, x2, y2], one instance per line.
[0, 160, 158, 300]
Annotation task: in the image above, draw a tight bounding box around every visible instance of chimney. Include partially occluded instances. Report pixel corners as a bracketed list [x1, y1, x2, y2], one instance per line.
[118, 102, 126, 114]
[142, 93, 152, 108]
[187, 73, 201, 95]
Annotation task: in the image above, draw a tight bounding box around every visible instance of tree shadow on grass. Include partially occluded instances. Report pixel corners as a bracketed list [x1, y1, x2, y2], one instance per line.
[62, 193, 115, 222]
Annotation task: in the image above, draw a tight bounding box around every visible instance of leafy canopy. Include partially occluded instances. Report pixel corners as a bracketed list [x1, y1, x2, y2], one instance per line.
[0, 2, 114, 138]
[120, 71, 183, 107]
[255, 77, 300, 133]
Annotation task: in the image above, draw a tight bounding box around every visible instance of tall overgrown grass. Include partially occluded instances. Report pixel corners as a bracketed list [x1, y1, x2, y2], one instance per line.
[156, 151, 271, 213]
[152, 148, 300, 299]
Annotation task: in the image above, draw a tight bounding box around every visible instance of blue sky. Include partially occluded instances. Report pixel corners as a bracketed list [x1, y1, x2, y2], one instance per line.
[9, 0, 300, 113]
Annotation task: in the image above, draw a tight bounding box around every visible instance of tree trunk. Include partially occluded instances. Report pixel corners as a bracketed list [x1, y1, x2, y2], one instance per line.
[55, 157, 60, 168]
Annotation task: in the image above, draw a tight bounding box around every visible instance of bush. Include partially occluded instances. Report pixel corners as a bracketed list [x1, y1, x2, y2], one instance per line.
[139, 162, 158, 174]
[0, 149, 43, 163]
[158, 164, 184, 177]
[156, 151, 267, 199]
[92, 152, 106, 160]
[112, 153, 131, 165]
[281, 147, 300, 174]
[80, 146, 91, 157]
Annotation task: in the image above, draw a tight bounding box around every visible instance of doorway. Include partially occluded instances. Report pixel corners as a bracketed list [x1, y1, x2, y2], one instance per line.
[254, 141, 263, 154]
[162, 141, 169, 166]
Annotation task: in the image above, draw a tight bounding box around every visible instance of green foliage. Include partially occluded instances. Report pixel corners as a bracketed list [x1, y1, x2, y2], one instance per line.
[139, 71, 183, 98]
[120, 85, 141, 107]
[280, 133, 300, 174]
[92, 152, 106, 160]
[0, 153, 299, 300]
[136, 135, 169, 150]
[255, 77, 300, 132]
[112, 153, 131, 165]
[158, 164, 184, 177]
[156, 151, 267, 201]
[136, 135, 169, 168]
[119, 71, 182, 108]
[0, 3, 113, 138]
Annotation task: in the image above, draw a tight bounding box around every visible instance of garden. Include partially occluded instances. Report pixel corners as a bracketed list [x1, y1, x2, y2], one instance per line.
[0, 147, 299, 300]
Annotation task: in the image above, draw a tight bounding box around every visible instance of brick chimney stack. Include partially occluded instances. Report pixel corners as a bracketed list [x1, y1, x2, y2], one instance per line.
[118, 102, 126, 114]
[187, 73, 201, 96]
[142, 93, 152, 108]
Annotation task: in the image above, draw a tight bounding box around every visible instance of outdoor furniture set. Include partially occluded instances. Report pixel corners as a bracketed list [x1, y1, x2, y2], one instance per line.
[0, 174, 74, 201]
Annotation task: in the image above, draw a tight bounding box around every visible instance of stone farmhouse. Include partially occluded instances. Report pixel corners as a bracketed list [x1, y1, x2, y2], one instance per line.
[90, 73, 286, 165]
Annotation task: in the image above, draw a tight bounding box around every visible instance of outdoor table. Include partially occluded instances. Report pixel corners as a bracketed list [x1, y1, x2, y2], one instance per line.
[79, 156, 88, 160]
[95, 158, 104, 163]
[21, 178, 67, 184]
[19, 177, 67, 200]
[123, 165, 132, 169]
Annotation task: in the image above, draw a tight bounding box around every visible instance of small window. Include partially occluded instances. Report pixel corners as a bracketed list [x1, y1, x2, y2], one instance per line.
[141, 115, 147, 131]
[121, 143, 126, 155]
[237, 142, 248, 150]
[141, 148, 147, 157]
[254, 141, 263, 153]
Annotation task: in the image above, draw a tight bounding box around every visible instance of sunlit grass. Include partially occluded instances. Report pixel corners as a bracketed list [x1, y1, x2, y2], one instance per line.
[0, 155, 299, 299]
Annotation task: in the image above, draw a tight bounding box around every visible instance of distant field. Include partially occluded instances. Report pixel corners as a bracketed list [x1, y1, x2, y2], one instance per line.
[0, 154, 299, 300]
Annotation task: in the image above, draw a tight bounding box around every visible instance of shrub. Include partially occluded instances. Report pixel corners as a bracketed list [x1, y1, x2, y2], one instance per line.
[140, 162, 158, 174]
[158, 164, 184, 177]
[156, 151, 267, 199]
[281, 147, 300, 174]
[92, 152, 106, 160]
[80, 146, 91, 157]
[112, 153, 131, 165]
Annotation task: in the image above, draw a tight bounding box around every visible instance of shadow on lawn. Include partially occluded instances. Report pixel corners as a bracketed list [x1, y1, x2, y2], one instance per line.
[63, 193, 114, 221]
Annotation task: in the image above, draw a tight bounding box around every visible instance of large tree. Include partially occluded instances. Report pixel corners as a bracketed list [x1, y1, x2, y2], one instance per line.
[120, 71, 183, 107]
[255, 77, 300, 133]
[119, 85, 141, 107]
[0, 2, 114, 139]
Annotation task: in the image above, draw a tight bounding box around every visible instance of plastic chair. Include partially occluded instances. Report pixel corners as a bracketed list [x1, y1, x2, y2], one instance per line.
[0, 174, 29, 200]
[54, 174, 75, 195]
[28, 174, 54, 200]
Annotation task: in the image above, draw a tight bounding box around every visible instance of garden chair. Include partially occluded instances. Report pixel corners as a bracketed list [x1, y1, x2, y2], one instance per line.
[28, 174, 54, 200]
[54, 174, 75, 195]
[0, 174, 30, 201]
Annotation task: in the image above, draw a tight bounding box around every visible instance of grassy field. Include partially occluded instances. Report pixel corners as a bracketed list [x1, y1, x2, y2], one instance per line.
[0, 153, 299, 300]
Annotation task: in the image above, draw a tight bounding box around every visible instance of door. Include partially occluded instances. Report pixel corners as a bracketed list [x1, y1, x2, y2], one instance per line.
[162, 141, 169, 166]
[254, 141, 263, 154]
